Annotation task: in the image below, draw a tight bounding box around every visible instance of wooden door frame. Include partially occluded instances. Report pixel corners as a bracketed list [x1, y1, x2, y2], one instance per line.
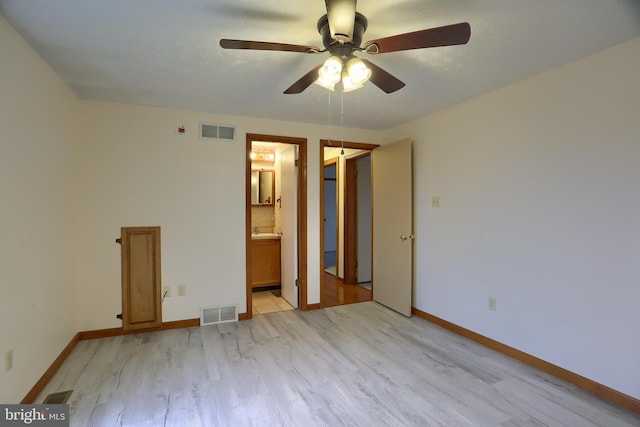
[246, 133, 307, 319]
[344, 151, 371, 284]
[322, 157, 339, 277]
[320, 140, 379, 300]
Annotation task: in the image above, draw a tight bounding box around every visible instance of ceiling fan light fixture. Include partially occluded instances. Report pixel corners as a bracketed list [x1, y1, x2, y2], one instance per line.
[346, 57, 371, 86]
[314, 78, 336, 91]
[341, 70, 364, 92]
[316, 55, 343, 90]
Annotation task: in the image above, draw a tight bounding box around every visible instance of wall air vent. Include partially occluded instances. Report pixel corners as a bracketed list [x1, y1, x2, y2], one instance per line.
[200, 304, 239, 325]
[200, 122, 236, 142]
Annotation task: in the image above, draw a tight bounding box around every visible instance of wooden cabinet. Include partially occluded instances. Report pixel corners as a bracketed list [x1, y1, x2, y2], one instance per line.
[250, 238, 281, 287]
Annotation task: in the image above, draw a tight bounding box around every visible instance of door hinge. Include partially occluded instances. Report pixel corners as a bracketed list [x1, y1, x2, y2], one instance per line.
[115, 238, 122, 245]
[295, 279, 299, 287]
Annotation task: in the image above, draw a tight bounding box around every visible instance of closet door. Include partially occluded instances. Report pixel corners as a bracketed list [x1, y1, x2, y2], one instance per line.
[121, 226, 162, 331]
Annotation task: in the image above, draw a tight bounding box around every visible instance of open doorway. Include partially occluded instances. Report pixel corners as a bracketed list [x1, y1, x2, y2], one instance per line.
[344, 153, 372, 287]
[323, 158, 338, 276]
[320, 140, 378, 308]
[246, 134, 307, 319]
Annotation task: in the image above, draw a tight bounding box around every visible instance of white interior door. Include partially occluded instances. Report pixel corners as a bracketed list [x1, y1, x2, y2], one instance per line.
[280, 146, 298, 307]
[373, 139, 413, 316]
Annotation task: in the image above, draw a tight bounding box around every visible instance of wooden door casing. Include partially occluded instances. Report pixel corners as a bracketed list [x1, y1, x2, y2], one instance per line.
[344, 156, 358, 284]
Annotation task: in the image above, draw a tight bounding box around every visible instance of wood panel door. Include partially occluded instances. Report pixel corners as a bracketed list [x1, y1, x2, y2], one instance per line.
[372, 139, 413, 317]
[121, 226, 162, 331]
[344, 153, 373, 284]
[344, 156, 358, 284]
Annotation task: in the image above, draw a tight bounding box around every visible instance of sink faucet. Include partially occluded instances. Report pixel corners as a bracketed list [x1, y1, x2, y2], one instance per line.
[253, 227, 259, 234]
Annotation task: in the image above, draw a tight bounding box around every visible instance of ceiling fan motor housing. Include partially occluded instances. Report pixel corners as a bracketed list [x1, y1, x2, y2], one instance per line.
[317, 12, 368, 58]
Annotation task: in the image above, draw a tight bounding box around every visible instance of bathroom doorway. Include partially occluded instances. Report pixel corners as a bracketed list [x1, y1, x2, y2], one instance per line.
[246, 134, 307, 319]
[320, 140, 378, 308]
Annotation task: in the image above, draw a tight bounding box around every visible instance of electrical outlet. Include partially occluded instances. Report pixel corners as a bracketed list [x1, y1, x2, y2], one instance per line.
[178, 284, 186, 297]
[488, 297, 497, 311]
[5, 349, 13, 373]
[432, 196, 440, 208]
[163, 286, 171, 298]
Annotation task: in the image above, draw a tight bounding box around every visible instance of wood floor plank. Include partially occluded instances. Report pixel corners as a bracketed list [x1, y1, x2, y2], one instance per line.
[36, 302, 639, 426]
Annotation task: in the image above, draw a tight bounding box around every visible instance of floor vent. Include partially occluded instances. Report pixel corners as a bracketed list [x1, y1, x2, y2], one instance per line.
[200, 304, 238, 325]
[199, 122, 235, 142]
[43, 390, 73, 404]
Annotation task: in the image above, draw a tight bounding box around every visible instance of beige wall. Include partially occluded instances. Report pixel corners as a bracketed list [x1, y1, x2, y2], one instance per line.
[0, 15, 80, 403]
[72, 101, 380, 330]
[384, 37, 640, 399]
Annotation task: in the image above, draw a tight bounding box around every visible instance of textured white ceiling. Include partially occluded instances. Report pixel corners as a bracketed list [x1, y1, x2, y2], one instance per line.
[1, 0, 639, 130]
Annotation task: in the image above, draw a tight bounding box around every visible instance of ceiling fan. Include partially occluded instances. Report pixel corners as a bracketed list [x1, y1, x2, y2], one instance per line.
[220, 0, 470, 94]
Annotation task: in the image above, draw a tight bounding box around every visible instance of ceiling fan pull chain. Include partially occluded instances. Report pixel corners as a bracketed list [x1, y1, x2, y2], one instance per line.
[327, 90, 332, 146]
[340, 89, 345, 155]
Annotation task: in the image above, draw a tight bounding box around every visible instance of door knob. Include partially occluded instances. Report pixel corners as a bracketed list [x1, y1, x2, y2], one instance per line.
[400, 234, 414, 241]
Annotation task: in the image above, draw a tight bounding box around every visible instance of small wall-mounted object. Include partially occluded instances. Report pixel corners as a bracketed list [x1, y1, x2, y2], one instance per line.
[176, 125, 186, 136]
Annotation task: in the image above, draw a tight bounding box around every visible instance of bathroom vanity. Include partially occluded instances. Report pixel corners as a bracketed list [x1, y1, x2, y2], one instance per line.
[250, 234, 281, 287]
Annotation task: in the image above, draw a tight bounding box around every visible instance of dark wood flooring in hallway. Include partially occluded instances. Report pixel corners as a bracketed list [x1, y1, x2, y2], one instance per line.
[320, 271, 372, 308]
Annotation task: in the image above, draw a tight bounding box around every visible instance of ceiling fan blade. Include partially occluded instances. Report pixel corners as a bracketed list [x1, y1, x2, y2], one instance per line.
[364, 22, 471, 54]
[284, 64, 322, 94]
[220, 39, 321, 53]
[361, 59, 405, 94]
[325, 0, 357, 43]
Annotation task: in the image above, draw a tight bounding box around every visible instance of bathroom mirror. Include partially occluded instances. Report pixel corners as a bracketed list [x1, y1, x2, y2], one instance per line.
[251, 170, 275, 205]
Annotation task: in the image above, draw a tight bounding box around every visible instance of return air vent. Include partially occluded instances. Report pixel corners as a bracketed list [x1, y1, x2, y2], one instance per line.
[200, 122, 236, 141]
[42, 390, 73, 404]
[200, 304, 238, 325]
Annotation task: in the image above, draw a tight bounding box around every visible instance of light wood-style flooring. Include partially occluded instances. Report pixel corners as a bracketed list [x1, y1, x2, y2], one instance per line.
[37, 302, 639, 426]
